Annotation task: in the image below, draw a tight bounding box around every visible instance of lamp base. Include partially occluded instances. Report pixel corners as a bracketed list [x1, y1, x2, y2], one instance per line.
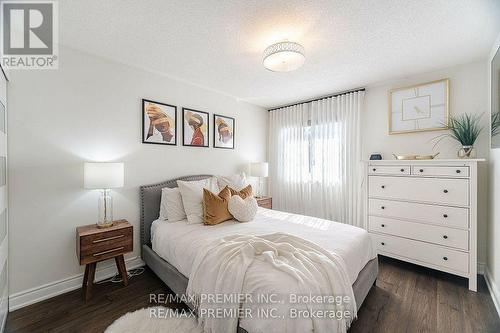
[97, 221, 114, 229]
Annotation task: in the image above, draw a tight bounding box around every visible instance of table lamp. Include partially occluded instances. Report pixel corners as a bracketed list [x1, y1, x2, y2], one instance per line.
[84, 162, 124, 228]
[250, 162, 268, 198]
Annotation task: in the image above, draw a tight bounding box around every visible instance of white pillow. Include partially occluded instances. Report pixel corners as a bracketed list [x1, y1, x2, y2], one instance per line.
[159, 187, 186, 222]
[217, 172, 248, 191]
[177, 177, 219, 224]
[228, 195, 258, 222]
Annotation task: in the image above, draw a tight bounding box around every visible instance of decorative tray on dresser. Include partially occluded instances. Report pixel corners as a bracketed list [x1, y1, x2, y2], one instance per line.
[366, 159, 484, 291]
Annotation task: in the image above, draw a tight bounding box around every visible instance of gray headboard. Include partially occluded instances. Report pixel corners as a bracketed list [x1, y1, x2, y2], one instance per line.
[140, 174, 213, 246]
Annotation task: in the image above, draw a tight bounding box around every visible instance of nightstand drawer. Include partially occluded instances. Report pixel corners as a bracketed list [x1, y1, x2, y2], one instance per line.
[257, 197, 272, 209]
[78, 225, 132, 264]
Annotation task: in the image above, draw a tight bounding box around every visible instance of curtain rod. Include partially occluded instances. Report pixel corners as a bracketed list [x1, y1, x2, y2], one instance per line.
[268, 87, 365, 112]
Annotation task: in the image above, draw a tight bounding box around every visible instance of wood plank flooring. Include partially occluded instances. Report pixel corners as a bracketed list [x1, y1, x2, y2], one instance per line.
[6, 256, 500, 332]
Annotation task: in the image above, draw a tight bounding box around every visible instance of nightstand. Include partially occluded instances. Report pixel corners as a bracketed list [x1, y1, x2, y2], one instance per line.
[255, 196, 272, 209]
[76, 219, 133, 301]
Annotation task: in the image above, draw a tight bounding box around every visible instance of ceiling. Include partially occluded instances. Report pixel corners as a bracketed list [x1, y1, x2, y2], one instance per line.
[60, 0, 500, 108]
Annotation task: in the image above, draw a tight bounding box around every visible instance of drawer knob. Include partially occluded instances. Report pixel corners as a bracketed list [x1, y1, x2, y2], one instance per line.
[373, 168, 376, 171]
[381, 185, 385, 189]
[443, 214, 448, 218]
[419, 169, 424, 172]
[381, 206, 385, 210]
[443, 235, 448, 239]
[443, 189, 448, 193]
[400, 168, 405, 172]
[381, 242, 385, 245]
[456, 169, 461, 174]
[381, 224, 385, 227]
[443, 256, 448, 261]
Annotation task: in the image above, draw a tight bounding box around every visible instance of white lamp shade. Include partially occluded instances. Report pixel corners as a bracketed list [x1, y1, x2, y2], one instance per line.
[250, 162, 269, 178]
[84, 162, 124, 189]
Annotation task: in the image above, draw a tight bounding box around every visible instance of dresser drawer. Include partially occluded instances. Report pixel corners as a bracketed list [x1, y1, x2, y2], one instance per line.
[411, 165, 469, 177]
[79, 227, 133, 264]
[368, 176, 469, 206]
[368, 198, 469, 229]
[368, 216, 469, 250]
[368, 165, 410, 176]
[371, 233, 469, 273]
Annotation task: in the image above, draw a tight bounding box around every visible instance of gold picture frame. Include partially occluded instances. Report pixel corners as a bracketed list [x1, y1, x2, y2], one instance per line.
[388, 78, 449, 135]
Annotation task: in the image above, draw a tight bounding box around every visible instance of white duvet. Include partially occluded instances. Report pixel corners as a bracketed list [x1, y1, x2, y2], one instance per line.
[151, 208, 376, 333]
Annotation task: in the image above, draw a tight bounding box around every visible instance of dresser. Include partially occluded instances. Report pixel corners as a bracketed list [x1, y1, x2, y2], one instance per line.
[366, 159, 482, 291]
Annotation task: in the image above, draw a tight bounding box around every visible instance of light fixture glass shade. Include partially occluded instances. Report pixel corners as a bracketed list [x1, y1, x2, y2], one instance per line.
[250, 162, 269, 178]
[263, 42, 305, 72]
[84, 162, 124, 189]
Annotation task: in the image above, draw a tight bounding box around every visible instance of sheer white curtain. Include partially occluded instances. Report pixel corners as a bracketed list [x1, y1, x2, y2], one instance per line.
[268, 91, 364, 227]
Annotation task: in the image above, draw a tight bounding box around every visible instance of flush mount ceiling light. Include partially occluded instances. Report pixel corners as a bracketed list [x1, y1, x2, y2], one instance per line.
[263, 41, 305, 72]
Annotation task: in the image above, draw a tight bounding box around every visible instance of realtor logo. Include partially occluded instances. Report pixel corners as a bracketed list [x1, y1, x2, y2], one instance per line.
[1, 1, 58, 69]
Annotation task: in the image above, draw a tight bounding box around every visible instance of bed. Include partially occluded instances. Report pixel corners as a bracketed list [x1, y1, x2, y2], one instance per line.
[140, 175, 378, 333]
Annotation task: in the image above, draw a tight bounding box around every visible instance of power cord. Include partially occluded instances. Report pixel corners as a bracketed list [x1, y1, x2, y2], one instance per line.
[96, 267, 145, 285]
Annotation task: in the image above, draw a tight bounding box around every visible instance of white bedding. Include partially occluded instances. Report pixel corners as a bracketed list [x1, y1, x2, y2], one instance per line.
[151, 208, 375, 286]
[151, 208, 375, 333]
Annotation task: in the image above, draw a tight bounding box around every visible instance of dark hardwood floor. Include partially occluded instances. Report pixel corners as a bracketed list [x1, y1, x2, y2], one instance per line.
[6, 256, 500, 333]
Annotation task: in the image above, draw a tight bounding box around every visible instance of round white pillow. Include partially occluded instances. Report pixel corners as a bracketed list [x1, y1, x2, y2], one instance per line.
[228, 196, 258, 222]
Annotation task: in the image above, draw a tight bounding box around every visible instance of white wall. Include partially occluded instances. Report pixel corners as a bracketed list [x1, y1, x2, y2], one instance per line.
[362, 60, 489, 264]
[487, 33, 500, 314]
[7, 46, 268, 301]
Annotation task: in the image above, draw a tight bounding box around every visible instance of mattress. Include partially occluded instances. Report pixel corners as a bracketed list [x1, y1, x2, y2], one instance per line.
[151, 208, 376, 285]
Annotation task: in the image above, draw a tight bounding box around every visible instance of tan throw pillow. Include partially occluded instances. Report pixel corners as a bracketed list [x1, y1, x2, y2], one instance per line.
[229, 184, 253, 199]
[202, 186, 233, 225]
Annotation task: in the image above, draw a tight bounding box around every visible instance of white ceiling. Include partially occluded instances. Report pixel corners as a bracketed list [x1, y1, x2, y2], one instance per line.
[60, 0, 500, 108]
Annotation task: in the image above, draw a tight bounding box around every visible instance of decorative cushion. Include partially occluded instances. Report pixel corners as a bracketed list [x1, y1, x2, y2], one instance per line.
[217, 172, 248, 191]
[202, 187, 233, 225]
[228, 195, 258, 222]
[177, 177, 219, 224]
[229, 184, 253, 199]
[159, 187, 186, 222]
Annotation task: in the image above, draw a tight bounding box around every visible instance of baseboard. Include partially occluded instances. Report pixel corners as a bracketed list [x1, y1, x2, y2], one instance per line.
[8, 256, 145, 312]
[484, 266, 500, 318]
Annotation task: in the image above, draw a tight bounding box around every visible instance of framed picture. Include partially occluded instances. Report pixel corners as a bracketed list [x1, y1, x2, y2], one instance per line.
[142, 99, 177, 145]
[389, 78, 449, 134]
[213, 114, 235, 149]
[183, 108, 209, 147]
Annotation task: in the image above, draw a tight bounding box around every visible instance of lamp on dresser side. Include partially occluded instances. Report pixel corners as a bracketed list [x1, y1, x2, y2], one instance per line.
[250, 162, 268, 198]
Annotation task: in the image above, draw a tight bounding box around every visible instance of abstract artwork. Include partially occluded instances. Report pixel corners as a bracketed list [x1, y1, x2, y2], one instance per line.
[389, 79, 449, 134]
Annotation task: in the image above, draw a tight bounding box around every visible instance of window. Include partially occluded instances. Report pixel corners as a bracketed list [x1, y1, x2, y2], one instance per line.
[279, 121, 340, 185]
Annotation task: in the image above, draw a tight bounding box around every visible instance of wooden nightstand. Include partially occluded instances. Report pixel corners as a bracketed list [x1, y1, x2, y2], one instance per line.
[76, 220, 133, 301]
[255, 196, 272, 209]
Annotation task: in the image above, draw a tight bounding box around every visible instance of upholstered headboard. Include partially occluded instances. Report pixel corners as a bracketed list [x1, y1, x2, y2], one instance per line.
[140, 174, 212, 246]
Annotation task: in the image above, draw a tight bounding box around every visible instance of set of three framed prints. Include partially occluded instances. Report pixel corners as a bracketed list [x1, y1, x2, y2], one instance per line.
[142, 99, 235, 149]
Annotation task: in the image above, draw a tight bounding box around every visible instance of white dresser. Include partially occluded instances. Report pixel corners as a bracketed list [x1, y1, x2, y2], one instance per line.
[366, 159, 482, 291]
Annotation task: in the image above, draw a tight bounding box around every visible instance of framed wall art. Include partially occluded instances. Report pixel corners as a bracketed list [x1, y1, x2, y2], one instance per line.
[213, 114, 235, 149]
[388, 78, 449, 134]
[183, 108, 209, 147]
[142, 99, 177, 145]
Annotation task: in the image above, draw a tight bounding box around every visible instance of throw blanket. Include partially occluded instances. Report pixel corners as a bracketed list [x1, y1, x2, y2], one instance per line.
[186, 233, 356, 333]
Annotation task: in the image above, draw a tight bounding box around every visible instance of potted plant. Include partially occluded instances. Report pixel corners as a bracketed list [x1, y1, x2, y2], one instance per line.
[433, 113, 483, 158]
[492, 112, 500, 137]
